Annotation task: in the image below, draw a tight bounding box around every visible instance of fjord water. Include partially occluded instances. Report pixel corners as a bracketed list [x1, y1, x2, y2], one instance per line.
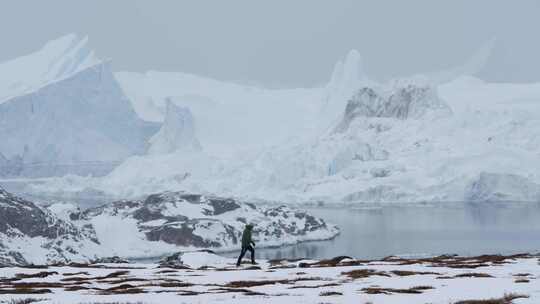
[227, 202, 540, 260]
[6, 181, 540, 261]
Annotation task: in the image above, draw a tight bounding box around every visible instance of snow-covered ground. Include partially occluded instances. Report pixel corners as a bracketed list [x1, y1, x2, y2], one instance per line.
[0, 251, 538, 303]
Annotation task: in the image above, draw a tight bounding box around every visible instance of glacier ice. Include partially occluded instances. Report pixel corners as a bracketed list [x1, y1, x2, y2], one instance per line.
[465, 172, 540, 202]
[26, 72, 540, 204]
[4, 34, 540, 205]
[0, 35, 159, 177]
[148, 100, 202, 154]
[319, 49, 370, 131]
[115, 71, 324, 154]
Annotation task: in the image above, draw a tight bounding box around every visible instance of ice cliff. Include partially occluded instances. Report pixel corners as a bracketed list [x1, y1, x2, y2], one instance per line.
[0, 34, 158, 177]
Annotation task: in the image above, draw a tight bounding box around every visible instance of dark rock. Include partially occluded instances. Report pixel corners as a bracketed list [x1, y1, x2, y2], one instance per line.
[0, 186, 100, 265]
[91, 256, 130, 264]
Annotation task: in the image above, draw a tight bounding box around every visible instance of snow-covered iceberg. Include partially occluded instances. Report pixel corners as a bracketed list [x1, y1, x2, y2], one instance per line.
[0, 34, 158, 177]
[148, 100, 202, 154]
[115, 71, 324, 153]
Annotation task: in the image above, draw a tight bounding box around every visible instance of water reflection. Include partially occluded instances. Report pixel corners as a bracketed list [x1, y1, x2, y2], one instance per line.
[223, 202, 540, 260]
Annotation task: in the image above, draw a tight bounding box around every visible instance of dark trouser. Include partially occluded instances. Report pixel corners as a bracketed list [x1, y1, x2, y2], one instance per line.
[236, 245, 255, 266]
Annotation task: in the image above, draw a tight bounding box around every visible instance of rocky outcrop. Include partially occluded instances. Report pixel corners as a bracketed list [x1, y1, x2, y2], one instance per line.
[91, 256, 130, 264]
[0, 188, 338, 265]
[335, 84, 451, 132]
[67, 191, 339, 257]
[0, 186, 101, 266]
[159, 249, 218, 268]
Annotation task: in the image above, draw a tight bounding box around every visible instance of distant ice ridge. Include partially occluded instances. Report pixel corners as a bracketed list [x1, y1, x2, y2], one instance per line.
[113, 49, 370, 154]
[319, 49, 371, 131]
[0, 34, 100, 103]
[148, 100, 202, 154]
[115, 71, 324, 154]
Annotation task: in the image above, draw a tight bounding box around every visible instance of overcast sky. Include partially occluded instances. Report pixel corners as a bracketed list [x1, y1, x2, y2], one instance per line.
[1, 0, 539, 87]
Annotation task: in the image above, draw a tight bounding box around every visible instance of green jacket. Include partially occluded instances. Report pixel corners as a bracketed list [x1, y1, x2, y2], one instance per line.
[241, 226, 254, 248]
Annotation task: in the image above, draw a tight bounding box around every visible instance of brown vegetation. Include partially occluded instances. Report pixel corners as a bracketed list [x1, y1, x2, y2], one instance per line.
[14, 271, 58, 279]
[390, 270, 440, 276]
[319, 291, 343, 296]
[288, 283, 341, 289]
[61, 270, 130, 282]
[361, 285, 434, 295]
[341, 269, 390, 279]
[383, 254, 532, 269]
[453, 292, 529, 304]
[62, 271, 90, 276]
[0, 288, 52, 294]
[211, 287, 267, 296]
[98, 284, 146, 295]
[224, 276, 325, 288]
[437, 272, 494, 279]
[6, 299, 45, 304]
[453, 273, 494, 278]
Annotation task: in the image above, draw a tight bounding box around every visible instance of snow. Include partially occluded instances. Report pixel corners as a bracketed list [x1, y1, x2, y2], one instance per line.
[88, 214, 175, 258]
[178, 251, 233, 268]
[0, 252, 538, 303]
[46, 202, 79, 221]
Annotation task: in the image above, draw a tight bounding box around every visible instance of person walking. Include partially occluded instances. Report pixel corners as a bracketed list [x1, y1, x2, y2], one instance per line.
[236, 224, 256, 266]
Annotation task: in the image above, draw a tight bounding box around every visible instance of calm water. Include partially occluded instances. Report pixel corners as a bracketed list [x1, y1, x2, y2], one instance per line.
[224, 203, 540, 260]
[4, 181, 540, 261]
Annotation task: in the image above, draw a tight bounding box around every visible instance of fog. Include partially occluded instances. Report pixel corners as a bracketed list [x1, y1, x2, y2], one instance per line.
[1, 0, 539, 87]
